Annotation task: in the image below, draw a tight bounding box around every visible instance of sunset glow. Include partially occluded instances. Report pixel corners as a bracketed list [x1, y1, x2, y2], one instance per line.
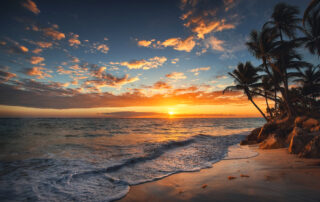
[0, 0, 312, 118]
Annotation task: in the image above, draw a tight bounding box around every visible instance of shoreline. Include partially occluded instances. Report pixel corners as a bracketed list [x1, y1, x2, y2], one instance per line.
[119, 145, 320, 202]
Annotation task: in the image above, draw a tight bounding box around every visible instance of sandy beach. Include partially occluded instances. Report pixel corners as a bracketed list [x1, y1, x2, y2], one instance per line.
[119, 146, 320, 202]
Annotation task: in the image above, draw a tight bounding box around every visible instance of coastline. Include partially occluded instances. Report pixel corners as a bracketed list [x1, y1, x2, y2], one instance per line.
[119, 145, 320, 202]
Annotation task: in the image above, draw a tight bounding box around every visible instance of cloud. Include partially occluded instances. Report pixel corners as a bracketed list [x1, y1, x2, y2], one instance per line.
[29, 56, 45, 64]
[25, 67, 52, 79]
[36, 41, 53, 48]
[171, 58, 180, 64]
[84, 74, 139, 90]
[224, 0, 236, 11]
[190, 66, 210, 75]
[137, 39, 154, 47]
[152, 81, 172, 89]
[43, 27, 65, 40]
[0, 80, 253, 109]
[120, 56, 167, 70]
[206, 36, 225, 51]
[0, 69, 16, 83]
[32, 48, 42, 54]
[69, 34, 81, 47]
[161, 36, 196, 52]
[166, 72, 187, 80]
[96, 44, 109, 53]
[0, 40, 29, 54]
[180, 0, 236, 39]
[216, 75, 228, 79]
[72, 57, 80, 63]
[21, 0, 40, 15]
[189, 19, 235, 39]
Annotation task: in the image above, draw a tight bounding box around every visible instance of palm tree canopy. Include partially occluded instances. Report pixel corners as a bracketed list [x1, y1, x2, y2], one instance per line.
[302, 8, 320, 55]
[303, 0, 320, 25]
[265, 3, 300, 39]
[223, 62, 261, 96]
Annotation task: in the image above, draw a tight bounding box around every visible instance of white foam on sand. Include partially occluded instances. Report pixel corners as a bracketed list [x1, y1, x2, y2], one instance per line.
[223, 144, 259, 160]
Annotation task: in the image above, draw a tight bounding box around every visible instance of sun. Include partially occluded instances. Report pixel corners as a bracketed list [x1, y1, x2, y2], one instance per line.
[168, 111, 174, 115]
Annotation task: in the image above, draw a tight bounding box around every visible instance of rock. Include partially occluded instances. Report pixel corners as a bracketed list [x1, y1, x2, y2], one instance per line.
[240, 174, 249, 177]
[310, 126, 320, 132]
[257, 122, 278, 142]
[201, 184, 208, 189]
[259, 134, 286, 149]
[302, 118, 320, 131]
[228, 176, 236, 180]
[299, 136, 320, 158]
[240, 127, 261, 145]
[294, 116, 308, 127]
[288, 128, 314, 154]
[286, 127, 307, 145]
[240, 140, 258, 145]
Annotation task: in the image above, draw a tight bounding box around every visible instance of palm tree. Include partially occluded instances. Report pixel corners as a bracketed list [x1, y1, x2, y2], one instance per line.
[294, 66, 320, 99]
[223, 62, 268, 121]
[264, 3, 300, 41]
[261, 76, 274, 119]
[301, 8, 320, 56]
[303, 0, 320, 26]
[263, 3, 301, 118]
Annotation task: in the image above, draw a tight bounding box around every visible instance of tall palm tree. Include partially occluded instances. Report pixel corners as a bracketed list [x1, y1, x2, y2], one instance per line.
[301, 8, 320, 56]
[303, 0, 320, 26]
[265, 3, 300, 41]
[263, 3, 301, 118]
[223, 62, 268, 121]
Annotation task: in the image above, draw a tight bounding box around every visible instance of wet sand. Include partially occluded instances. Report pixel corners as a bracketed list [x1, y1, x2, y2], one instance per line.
[119, 146, 320, 202]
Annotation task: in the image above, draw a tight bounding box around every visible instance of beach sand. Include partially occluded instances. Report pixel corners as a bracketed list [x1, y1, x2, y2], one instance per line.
[119, 146, 320, 202]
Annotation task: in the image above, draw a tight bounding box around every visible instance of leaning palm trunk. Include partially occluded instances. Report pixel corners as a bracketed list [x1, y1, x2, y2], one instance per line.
[265, 91, 273, 119]
[246, 89, 268, 121]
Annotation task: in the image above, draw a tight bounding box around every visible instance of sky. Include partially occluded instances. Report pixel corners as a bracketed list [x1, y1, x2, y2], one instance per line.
[0, 0, 314, 118]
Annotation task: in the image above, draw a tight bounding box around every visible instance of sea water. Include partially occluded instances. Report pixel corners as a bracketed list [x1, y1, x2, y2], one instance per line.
[0, 118, 264, 201]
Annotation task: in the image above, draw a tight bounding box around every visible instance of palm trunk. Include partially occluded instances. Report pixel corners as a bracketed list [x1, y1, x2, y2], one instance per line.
[265, 92, 273, 119]
[246, 89, 268, 121]
[278, 28, 295, 119]
[250, 97, 268, 121]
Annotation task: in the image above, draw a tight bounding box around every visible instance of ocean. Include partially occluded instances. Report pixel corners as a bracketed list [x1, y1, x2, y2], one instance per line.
[0, 118, 264, 201]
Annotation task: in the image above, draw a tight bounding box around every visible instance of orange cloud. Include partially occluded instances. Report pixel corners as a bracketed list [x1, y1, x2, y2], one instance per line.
[30, 56, 45, 64]
[84, 74, 139, 90]
[69, 34, 81, 47]
[25, 67, 52, 79]
[171, 58, 179, 64]
[166, 72, 187, 80]
[21, 0, 40, 15]
[43, 27, 65, 40]
[36, 41, 53, 48]
[0, 79, 260, 110]
[137, 39, 154, 47]
[96, 44, 109, 53]
[189, 19, 235, 39]
[161, 36, 196, 52]
[32, 48, 42, 54]
[120, 56, 167, 70]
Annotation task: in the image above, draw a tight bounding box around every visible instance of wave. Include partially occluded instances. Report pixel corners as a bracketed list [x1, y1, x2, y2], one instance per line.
[1, 134, 247, 201]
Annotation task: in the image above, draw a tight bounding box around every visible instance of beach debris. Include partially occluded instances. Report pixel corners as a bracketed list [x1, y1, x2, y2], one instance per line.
[201, 184, 208, 189]
[228, 176, 236, 180]
[240, 174, 249, 178]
